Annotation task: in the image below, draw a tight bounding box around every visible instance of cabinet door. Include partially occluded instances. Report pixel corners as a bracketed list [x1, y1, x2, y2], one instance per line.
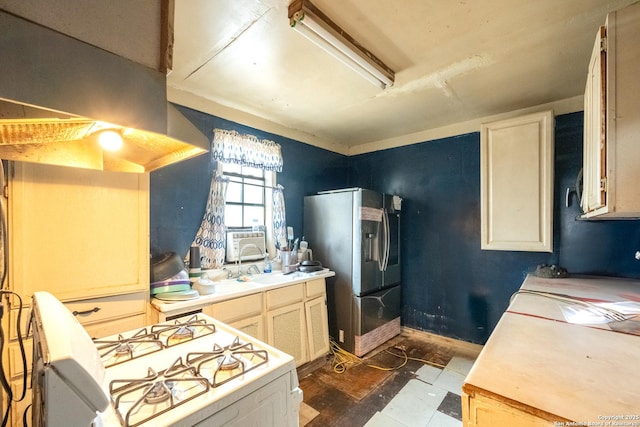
[229, 315, 265, 342]
[8, 162, 150, 301]
[305, 296, 329, 361]
[10, 382, 31, 427]
[480, 111, 554, 252]
[581, 3, 640, 218]
[582, 26, 607, 214]
[266, 303, 307, 366]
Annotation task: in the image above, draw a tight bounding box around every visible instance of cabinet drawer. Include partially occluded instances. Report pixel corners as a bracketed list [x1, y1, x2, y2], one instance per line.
[305, 279, 326, 299]
[64, 292, 147, 326]
[8, 292, 145, 340]
[266, 283, 304, 310]
[8, 313, 146, 378]
[210, 293, 263, 323]
[465, 390, 554, 426]
[84, 314, 146, 339]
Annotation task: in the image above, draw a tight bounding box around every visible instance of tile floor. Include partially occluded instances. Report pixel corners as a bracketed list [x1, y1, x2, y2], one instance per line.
[364, 355, 475, 427]
[298, 332, 479, 427]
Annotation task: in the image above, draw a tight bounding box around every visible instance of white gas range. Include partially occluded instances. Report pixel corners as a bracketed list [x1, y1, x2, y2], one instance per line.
[31, 291, 302, 427]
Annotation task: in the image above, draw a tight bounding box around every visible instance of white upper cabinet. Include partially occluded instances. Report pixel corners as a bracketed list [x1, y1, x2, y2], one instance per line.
[8, 162, 150, 301]
[582, 2, 640, 219]
[480, 111, 554, 252]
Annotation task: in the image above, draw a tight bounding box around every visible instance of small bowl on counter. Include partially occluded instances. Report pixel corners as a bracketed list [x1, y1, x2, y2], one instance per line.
[191, 275, 217, 295]
[201, 269, 229, 282]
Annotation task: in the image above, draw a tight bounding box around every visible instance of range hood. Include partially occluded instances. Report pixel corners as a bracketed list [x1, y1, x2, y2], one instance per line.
[0, 11, 208, 173]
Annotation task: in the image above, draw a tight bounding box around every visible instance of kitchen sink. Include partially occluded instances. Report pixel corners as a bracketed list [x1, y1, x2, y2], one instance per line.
[249, 273, 290, 285]
[207, 273, 286, 294]
[189, 270, 329, 299]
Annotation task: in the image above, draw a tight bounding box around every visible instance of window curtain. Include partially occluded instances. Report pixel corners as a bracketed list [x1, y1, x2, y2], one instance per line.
[212, 128, 283, 172]
[190, 128, 285, 266]
[189, 174, 230, 269]
[273, 184, 287, 248]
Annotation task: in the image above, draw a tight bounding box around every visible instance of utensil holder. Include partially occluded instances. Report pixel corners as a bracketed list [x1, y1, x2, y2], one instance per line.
[279, 250, 297, 273]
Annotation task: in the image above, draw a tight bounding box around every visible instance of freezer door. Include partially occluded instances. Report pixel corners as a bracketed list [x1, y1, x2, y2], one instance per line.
[356, 189, 384, 295]
[354, 285, 401, 336]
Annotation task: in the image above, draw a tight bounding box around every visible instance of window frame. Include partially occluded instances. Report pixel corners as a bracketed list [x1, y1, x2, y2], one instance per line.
[217, 161, 276, 257]
[222, 163, 266, 230]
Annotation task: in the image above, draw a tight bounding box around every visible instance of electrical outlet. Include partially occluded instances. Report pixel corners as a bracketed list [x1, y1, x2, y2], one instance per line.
[339, 329, 344, 342]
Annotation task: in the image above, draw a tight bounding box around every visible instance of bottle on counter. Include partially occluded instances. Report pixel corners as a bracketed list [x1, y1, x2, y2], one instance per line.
[188, 246, 201, 281]
[263, 255, 272, 273]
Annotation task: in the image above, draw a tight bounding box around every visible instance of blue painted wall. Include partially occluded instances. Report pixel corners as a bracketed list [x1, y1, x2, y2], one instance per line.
[150, 105, 349, 258]
[348, 132, 557, 343]
[150, 109, 640, 344]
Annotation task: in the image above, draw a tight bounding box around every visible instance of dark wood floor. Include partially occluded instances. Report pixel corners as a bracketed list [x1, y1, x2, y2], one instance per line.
[297, 331, 477, 427]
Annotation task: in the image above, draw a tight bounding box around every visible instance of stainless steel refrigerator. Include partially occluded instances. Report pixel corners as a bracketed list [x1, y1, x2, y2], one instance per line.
[304, 188, 402, 356]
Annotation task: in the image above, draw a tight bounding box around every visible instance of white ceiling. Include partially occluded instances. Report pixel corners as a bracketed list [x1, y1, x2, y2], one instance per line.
[165, 0, 638, 154]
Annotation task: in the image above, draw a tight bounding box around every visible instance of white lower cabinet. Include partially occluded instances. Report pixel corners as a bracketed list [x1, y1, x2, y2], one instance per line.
[197, 278, 330, 367]
[229, 315, 265, 342]
[265, 283, 307, 366]
[305, 296, 330, 361]
[266, 302, 307, 367]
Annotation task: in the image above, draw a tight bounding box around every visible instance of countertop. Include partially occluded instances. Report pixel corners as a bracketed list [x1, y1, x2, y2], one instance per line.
[463, 274, 640, 423]
[509, 273, 640, 335]
[151, 269, 335, 314]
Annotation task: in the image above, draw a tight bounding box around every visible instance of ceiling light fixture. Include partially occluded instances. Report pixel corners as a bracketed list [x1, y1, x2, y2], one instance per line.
[288, 0, 395, 89]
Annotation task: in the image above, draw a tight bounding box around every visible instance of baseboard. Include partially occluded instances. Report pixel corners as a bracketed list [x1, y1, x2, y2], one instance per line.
[401, 327, 483, 357]
[297, 355, 328, 379]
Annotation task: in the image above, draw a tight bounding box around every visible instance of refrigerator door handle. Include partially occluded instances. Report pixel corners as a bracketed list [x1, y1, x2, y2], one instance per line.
[376, 214, 384, 271]
[381, 209, 390, 271]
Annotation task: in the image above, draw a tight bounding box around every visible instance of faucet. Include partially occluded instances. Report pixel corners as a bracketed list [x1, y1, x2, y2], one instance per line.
[236, 243, 264, 277]
[246, 264, 261, 275]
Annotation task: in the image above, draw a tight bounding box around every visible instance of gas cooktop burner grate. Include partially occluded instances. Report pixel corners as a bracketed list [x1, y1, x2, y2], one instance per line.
[186, 336, 269, 387]
[94, 328, 163, 367]
[150, 315, 216, 347]
[109, 357, 210, 427]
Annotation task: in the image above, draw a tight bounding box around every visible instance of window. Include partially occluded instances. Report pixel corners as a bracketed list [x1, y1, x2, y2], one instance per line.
[220, 162, 267, 229]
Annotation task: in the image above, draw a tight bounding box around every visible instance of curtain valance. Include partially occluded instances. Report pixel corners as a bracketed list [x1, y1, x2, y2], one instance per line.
[212, 128, 283, 172]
